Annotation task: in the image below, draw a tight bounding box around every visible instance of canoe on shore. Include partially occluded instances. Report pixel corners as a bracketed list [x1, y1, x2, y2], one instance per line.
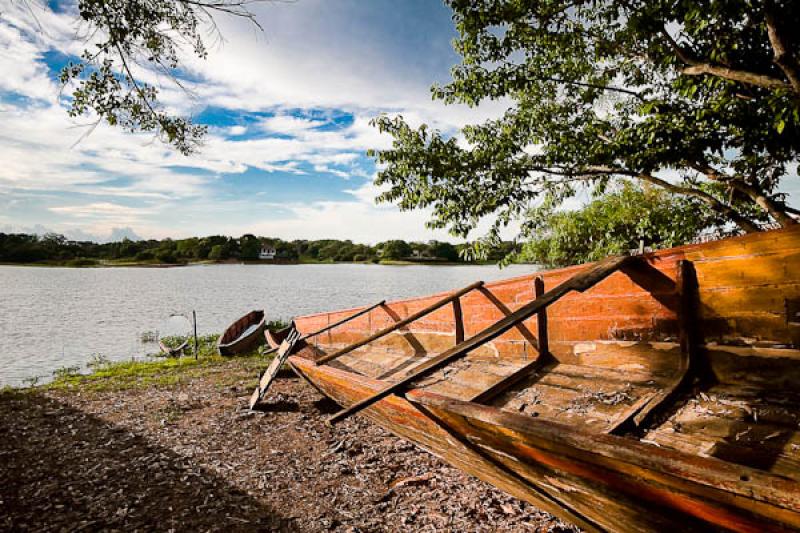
[273, 225, 800, 532]
[217, 310, 266, 356]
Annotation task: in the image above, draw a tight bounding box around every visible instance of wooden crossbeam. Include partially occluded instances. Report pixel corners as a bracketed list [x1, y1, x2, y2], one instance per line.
[328, 255, 635, 424]
[262, 301, 385, 357]
[469, 276, 552, 405]
[315, 281, 485, 366]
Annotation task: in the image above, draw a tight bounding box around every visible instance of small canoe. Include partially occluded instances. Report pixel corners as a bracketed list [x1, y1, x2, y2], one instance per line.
[217, 310, 266, 356]
[277, 225, 800, 532]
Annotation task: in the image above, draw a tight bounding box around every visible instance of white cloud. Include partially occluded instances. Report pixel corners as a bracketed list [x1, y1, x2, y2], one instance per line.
[0, 1, 516, 242]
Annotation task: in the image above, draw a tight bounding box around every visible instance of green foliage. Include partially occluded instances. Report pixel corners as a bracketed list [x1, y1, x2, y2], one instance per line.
[56, 0, 264, 154]
[378, 240, 413, 260]
[239, 234, 261, 260]
[207, 244, 226, 261]
[0, 232, 516, 265]
[370, 0, 800, 261]
[519, 184, 724, 267]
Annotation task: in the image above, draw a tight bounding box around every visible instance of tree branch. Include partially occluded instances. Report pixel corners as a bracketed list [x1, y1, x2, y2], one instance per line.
[690, 163, 798, 227]
[523, 163, 760, 233]
[765, 2, 800, 93]
[660, 27, 792, 92]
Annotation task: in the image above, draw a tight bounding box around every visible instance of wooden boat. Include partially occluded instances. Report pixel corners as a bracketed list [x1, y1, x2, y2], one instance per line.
[217, 310, 266, 355]
[277, 226, 800, 532]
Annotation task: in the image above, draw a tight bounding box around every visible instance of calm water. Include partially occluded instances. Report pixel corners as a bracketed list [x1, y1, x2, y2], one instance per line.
[0, 263, 534, 386]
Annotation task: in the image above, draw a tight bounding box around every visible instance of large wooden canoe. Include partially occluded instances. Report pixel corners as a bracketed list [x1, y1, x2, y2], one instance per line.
[281, 226, 800, 532]
[217, 310, 266, 356]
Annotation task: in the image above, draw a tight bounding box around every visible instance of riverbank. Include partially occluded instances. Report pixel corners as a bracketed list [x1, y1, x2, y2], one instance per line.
[0, 354, 575, 532]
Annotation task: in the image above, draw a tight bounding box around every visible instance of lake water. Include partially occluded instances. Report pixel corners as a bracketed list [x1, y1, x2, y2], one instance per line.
[0, 263, 535, 386]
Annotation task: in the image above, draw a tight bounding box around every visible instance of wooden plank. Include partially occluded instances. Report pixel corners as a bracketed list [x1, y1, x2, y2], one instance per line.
[315, 281, 484, 365]
[293, 355, 800, 532]
[417, 400, 797, 533]
[408, 390, 800, 530]
[469, 358, 549, 404]
[248, 329, 301, 409]
[328, 255, 637, 424]
[302, 300, 385, 341]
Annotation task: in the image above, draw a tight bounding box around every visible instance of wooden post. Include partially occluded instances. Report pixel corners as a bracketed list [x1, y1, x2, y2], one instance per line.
[453, 297, 465, 344]
[193, 310, 198, 360]
[607, 259, 703, 434]
[534, 277, 548, 358]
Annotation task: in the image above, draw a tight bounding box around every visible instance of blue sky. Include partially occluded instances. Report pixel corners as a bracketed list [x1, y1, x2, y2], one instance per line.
[0, 0, 505, 243]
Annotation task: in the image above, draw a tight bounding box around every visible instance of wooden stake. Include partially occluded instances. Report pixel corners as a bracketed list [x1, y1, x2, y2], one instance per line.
[193, 310, 198, 360]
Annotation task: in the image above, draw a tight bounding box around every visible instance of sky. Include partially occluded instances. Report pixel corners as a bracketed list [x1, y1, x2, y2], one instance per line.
[0, 0, 507, 243]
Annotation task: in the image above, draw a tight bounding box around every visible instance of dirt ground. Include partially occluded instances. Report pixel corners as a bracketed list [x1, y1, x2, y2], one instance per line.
[0, 361, 578, 532]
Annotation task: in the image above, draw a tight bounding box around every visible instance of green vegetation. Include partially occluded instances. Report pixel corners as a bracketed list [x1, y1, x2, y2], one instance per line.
[371, 1, 799, 261]
[35, 333, 274, 393]
[59, 0, 264, 154]
[0, 232, 518, 266]
[518, 183, 726, 268]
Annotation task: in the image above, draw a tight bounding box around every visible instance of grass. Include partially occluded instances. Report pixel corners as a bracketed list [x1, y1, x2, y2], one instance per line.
[13, 330, 287, 394]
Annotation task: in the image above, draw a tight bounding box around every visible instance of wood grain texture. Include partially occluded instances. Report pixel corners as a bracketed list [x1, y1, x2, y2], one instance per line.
[290, 356, 800, 532]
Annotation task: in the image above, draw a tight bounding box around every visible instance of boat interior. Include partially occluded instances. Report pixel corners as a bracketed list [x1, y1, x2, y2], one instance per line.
[291, 227, 800, 486]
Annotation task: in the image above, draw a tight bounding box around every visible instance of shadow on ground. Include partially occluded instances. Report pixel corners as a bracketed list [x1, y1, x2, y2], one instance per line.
[0, 389, 293, 532]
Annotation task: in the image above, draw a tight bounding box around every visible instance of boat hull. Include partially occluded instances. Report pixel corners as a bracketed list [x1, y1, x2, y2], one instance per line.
[290, 357, 800, 532]
[217, 310, 266, 356]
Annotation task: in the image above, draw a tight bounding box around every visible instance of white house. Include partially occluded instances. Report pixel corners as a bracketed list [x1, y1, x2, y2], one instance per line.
[259, 245, 276, 260]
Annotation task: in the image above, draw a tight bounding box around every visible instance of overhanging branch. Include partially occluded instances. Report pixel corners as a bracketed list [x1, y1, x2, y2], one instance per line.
[660, 27, 792, 92]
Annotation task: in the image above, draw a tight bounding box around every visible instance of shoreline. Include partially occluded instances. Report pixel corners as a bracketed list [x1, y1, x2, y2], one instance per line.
[0, 259, 517, 269]
[0, 348, 566, 531]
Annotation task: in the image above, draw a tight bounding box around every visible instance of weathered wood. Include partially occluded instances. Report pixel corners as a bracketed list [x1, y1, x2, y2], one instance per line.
[607, 260, 703, 434]
[469, 358, 549, 404]
[292, 356, 800, 532]
[262, 302, 385, 356]
[285, 228, 800, 532]
[408, 390, 800, 532]
[328, 256, 636, 424]
[303, 300, 386, 342]
[249, 329, 301, 409]
[453, 297, 465, 344]
[535, 276, 549, 357]
[315, 281, 484, 365]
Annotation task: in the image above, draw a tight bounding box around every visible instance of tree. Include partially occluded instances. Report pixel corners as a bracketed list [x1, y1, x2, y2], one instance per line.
[208, 244, 226, 260]
[520, 183, 725, 267]
[239, 234, 260, 260]
[370, 0, 800, 260]
[428, 240, 458, 261]
[26, 0, 265, 154]
[378, 240, 412, 260]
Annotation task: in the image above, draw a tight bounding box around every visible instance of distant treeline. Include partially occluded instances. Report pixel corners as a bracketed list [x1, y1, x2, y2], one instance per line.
[0, 232, 519, 265]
